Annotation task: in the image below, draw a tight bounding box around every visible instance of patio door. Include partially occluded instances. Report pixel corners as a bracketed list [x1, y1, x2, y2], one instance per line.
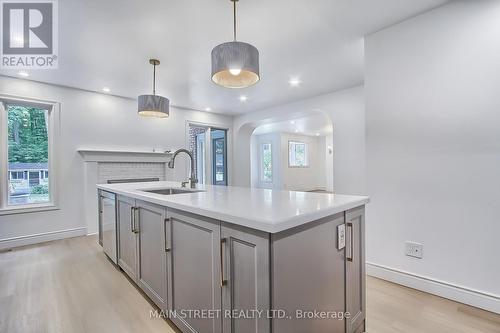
[211, 129, 227, 186]
[187, 124, 228, 186]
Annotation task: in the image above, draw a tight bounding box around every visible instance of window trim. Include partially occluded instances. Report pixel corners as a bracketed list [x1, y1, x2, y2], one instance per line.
[288, 140, 309, 168]
[0, 94, 60, 215]
[260, 142, 273, 183]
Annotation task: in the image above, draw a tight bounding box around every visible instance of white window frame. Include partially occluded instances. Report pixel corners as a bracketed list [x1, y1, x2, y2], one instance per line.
[9, 171, 24, 180]
[288, 141, 309, 168]
[0, 94, 60, 215]
[260, 142, 273, 183]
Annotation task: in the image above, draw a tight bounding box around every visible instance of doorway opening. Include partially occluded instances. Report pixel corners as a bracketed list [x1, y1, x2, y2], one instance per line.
[188, 124, 228, 186]
[250, 113, 333, 192]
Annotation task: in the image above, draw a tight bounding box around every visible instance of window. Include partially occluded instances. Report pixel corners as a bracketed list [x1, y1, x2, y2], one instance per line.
[1, 96, 59, 213]
[260, 143, 272, 182]
[289, 141, 308, 167]
[9, 171, 24, 180]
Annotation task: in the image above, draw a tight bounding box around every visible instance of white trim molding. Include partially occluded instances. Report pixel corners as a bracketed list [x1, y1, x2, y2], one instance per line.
[78, 148, 173, 163]
[0, 94, 61, 215]
[366, 262, 500, 314]
[0, 227, 87, 250]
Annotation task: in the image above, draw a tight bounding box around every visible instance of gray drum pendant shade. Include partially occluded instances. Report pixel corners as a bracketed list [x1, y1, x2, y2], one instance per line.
[138, 59, 170, 118]
[138, 94, 169, 118]
[211, 41, 259, 89]
[211, 0, 260, 89]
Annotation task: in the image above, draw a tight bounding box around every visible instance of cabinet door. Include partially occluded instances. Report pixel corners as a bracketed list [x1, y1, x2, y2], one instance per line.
[136, 200, 168, 310]
[346, 206, 366, 333]
[117, 195, 137, 281]
[167, 210, 222, 333]
[221, 223, 270, 333]
[272, 213, 346, 333]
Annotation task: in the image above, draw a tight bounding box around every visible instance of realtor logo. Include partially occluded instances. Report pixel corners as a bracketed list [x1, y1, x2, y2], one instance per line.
[1, 0, 58, 68]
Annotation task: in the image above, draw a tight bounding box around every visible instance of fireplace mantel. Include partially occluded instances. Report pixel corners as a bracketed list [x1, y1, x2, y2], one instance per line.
[79, 148, 174, 235]
[78, 148, 174, 163]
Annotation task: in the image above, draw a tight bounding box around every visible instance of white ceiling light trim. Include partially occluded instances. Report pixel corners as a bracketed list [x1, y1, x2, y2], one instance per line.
[289, 77, 301, 87]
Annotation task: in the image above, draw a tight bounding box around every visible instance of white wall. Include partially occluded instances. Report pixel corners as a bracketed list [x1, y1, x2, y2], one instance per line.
[0, 76, 233, 245]
[365, 0, 500, 312]
[324, 134, 334, 192]
[279, 133, 326, 191]
[234, 86, 365, 195]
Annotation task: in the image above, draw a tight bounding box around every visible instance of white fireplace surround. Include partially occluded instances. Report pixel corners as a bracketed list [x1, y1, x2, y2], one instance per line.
[78, 148, 174, 235]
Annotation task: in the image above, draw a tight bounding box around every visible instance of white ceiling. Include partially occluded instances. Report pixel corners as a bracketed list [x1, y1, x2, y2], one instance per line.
[0, 0, 450, 114]
[253, 113, 333, 137]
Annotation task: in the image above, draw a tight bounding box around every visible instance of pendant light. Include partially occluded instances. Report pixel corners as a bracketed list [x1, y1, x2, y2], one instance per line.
[211, 0, 260, 89]
[138, 59, 170, 118]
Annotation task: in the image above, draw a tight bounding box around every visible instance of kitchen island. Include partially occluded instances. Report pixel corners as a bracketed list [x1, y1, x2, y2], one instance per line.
[97, 181, 369, 333]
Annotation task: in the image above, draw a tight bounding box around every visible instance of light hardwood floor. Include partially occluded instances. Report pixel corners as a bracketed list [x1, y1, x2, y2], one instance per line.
[1, 235, 499, 333]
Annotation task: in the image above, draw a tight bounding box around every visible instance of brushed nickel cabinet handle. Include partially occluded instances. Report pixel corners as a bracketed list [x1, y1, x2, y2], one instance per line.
[133, 207, 140, 233]
[164, 218, 171, 252]
[130, 207, 135, 233]
[346, 223, 353, 262]
[220, 238, 227, 287]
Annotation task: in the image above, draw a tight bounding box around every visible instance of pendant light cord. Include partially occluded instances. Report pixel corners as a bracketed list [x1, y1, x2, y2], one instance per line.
[233, 0, 237, 41]
[152, 63, 156, 95]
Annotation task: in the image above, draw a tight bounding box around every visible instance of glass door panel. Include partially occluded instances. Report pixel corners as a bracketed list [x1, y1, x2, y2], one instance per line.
[211, 129, 227, 186]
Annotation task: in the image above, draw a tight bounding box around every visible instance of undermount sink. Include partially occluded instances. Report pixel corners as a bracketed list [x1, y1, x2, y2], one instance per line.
[142, 188, 205, 195]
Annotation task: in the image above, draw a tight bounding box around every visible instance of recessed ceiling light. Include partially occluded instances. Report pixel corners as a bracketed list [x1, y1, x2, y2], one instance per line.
[17, 71, 29, 77]
[294, 129, 299, 133]
[290, 120, 296, 125]
[239, 95, 248, 102]
[102, 87, 110, 93]
[205, 107, 212, 111]
[289, 77, 301, 87]
[315, 133, 320, 136]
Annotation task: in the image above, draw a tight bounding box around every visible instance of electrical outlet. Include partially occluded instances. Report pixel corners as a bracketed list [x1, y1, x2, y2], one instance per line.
[337, 224, 346, 250]
[405, 241, 423, 259]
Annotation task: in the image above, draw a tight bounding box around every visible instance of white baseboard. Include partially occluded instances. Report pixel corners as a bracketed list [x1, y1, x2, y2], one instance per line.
[366, 262, 500, 314]
[0, 227, 87, 250]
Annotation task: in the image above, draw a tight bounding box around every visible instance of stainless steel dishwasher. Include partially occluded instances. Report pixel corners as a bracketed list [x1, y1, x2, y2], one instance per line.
[99, 190, 117, 264]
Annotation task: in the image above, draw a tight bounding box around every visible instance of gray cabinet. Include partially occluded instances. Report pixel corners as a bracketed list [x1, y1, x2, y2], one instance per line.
[346, 206, 366, 333]
[136, 200, 168, 310]
[117, 195, 138, 281]
[166, 210, 222, 333]
[117, 197, 168, 310]
[110, 191, 366, 333]
[272, 213, 346, 333]
[221, 223, 270, 333]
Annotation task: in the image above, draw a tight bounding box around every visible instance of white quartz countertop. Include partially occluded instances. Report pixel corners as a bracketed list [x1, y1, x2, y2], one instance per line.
[97, 181, 369, 233]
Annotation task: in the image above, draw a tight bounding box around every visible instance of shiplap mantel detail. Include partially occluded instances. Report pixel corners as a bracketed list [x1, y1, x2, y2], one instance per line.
[78, 148, 174, 163]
